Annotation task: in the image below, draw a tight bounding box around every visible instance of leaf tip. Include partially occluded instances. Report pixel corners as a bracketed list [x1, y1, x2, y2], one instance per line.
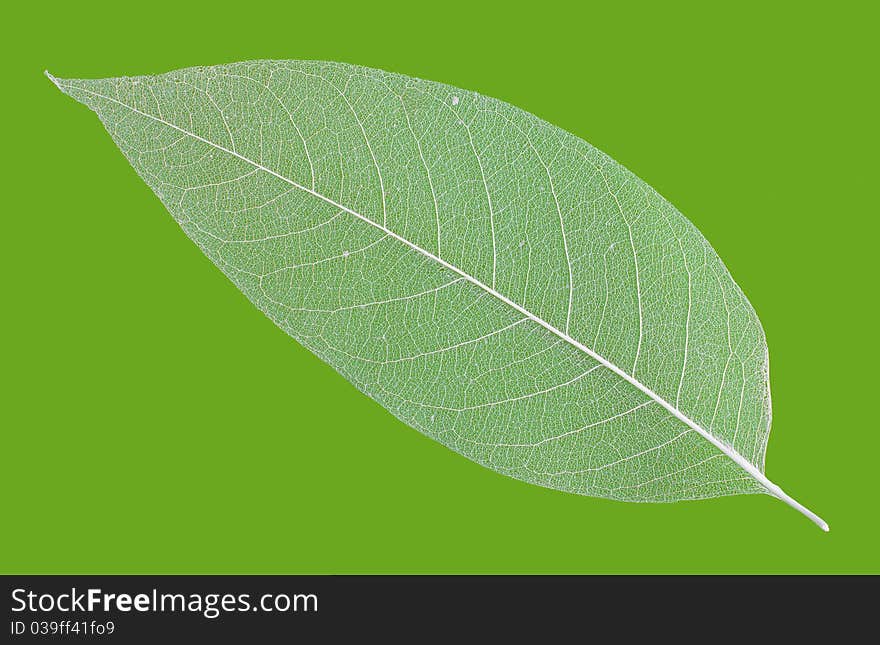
[45, 70, 64, 92]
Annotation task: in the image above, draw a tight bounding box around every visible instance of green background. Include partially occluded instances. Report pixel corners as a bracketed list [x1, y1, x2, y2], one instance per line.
[2, 1, 876, 573]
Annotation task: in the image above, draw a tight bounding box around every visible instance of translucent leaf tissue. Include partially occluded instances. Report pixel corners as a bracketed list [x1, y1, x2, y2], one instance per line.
[48, 61, 828, 530]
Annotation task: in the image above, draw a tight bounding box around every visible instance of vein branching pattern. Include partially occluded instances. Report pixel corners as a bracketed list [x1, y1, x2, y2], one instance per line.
[49, 61, 826, 529]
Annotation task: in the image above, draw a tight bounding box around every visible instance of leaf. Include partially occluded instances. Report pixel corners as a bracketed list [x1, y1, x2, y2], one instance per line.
[48, 61, 826, 530]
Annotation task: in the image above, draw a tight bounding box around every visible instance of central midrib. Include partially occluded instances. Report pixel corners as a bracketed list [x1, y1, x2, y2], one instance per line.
[51, 74, 827, 530]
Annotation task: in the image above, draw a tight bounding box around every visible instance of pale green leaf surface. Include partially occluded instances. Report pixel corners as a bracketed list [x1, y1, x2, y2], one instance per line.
[49, 61, 825, 528]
